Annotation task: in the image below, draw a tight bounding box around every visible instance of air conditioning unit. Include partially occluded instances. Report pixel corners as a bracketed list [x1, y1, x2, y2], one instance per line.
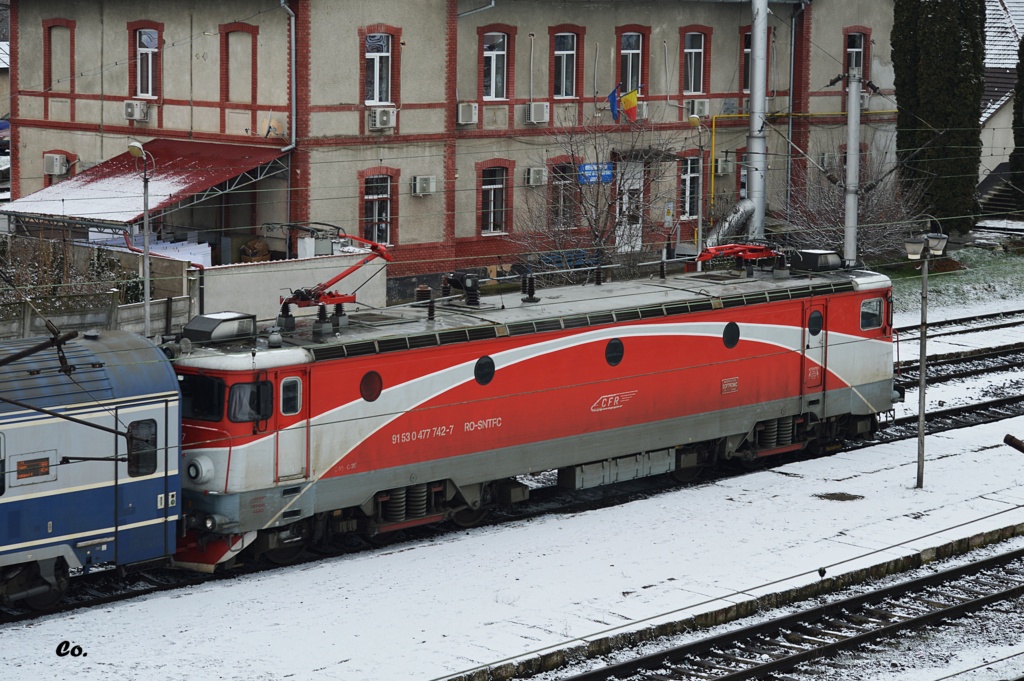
[635, 101, 650, 120]
[525, 166, 547, 187]
[685, 99, 710, 118]
[714, 156, 734, 176]
[123, 100, 149, 121]
[367, 107, 397, 130]
[457, 102, 478, 125]
[411, 175, 436, 196]
[43, 153, 68, 176]
[525, 101, 550, 124]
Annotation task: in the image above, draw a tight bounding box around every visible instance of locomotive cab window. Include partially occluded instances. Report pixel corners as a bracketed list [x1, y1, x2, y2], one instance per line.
[128, 419, 158, 477]
[179, 374, 225, 421]
[281, 377, 302, 415]
[861, 298, 883, 330]
[228, 381, 274, 422]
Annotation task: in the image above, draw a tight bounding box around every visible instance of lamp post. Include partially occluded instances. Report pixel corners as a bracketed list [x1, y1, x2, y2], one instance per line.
[688, 114, 709, 270]
[904, 226, 948, 489]
[128, 141, 154, 339]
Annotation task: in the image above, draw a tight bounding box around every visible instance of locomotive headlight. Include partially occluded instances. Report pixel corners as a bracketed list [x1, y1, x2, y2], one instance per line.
[186, 456, 215, 484]
[204, 514, 231, 532]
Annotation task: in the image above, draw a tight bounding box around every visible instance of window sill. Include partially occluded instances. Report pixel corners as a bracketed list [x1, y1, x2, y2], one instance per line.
[481, 231, 507, 237]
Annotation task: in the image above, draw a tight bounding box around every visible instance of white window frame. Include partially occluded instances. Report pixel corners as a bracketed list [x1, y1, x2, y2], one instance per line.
[550, 163, 576, 229]
[620, 32, 642, 93]
[280, 377, 302, 416]
[481, 167, 507, 234]
[364, 175, 392, 245]
[683, 32, 705, 95]
[681, 157, 701, 219]
[553, 33, 576, 98]
[483, 32, 507, 100]
[742, 32, 752, 93]
[136, 28, 159, 98]
[365, 33, 392, 105]
[846, 32, 864, 72]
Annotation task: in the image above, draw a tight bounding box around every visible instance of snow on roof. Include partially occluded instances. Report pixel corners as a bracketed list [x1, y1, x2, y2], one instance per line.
[986, 0, 1024, 68]
[0, 140, 285, 225]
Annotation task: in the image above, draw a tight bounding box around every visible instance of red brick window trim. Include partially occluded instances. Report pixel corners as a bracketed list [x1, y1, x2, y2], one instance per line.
[739, 25, 771, 96]
[219, 23, 259, 106]
[615, 25, 651, 96]
[127, 20, 164, 100]
[42, 18, 76, 96]
[478, 24, 517, 102]
[475, 158, 515, 235]
[547, 154, 581, 231]
[357, 167, 401, 246]
[359, 24, 403, 107]
[548, 25, 585, 100]
[843, 26, 872, 111]
[680, 25, 712, 96]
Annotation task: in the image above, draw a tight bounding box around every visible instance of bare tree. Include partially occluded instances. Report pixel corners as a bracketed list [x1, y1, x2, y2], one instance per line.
[783, 132, 927, 264]
[510, 113, 683, 280]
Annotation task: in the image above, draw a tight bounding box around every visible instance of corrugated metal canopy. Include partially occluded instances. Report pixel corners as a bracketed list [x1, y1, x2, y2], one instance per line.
[0, 140, 288, 228]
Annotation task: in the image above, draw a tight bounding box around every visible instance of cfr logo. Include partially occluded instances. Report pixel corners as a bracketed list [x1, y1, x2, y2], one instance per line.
[590, 390, 638, 412]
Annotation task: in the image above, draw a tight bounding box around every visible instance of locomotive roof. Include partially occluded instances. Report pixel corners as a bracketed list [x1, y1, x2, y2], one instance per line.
[173, 264, 891, 371]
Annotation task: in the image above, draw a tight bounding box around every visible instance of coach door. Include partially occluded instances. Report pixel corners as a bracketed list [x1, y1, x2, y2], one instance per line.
[802, 303, 827, 405]
[275, 372, 309, 481]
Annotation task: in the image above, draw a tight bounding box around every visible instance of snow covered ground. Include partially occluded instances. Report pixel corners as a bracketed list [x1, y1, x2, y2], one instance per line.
[3, 242, 1024, 681]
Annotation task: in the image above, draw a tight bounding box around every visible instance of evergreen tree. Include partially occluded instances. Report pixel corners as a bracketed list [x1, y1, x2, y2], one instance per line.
[1011, 37, 1024, 210]
[892, 0, 921, 176]
[893, 0, 985, 233]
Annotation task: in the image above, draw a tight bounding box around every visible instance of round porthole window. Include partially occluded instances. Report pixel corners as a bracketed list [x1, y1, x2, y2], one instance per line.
[474, 356, 496, 385]
[808, 310, 824, 336]
[360, 371, 383, 402]
[606, 338, 625, 366]
[723, 322, 740, 349]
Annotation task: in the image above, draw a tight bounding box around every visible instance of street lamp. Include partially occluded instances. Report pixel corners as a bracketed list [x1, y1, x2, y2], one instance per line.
[904, 226, 948, 489]
[128, 141, 154, 339]
[689, 114, 709, 270]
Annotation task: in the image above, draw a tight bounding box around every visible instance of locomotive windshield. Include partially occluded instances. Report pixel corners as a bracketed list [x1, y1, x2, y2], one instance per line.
[228, 381, 273, 423]
[179, 374, 225, 421]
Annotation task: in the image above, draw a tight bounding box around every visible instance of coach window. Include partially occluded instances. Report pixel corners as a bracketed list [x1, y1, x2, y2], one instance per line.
[861, 298, 883, 330]
[723, 321, 740, 348]
[281, 377, 302, 416]
[0, 435, 5, 496]
[179, 374, 225, 421]
[228, 381, 273, 423]
[128, 419, 158, 477]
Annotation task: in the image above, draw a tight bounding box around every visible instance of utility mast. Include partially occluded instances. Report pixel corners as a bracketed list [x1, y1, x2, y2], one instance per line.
[747, 0, 769, 239]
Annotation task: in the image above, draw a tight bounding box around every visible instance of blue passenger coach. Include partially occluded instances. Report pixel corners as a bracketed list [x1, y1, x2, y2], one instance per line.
[0, 330, 181, 608]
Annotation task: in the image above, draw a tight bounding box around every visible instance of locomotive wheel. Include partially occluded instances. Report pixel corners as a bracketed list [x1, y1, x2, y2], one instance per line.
[451, 507, 489, 528]
[23, 559, 69, 611]
[262, 521, 311, 565]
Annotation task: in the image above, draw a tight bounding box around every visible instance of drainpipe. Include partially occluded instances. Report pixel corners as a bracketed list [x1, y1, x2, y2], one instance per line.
[279, 0, 297, 153]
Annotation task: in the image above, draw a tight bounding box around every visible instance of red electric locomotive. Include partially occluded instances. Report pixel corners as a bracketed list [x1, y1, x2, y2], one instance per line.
[170, 246, 897, 570]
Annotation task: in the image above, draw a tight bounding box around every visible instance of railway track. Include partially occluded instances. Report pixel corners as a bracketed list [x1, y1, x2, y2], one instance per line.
[6, 315, 1024, 629]
[562, 547, 1024, 681]
[894, 307, 1024, 339]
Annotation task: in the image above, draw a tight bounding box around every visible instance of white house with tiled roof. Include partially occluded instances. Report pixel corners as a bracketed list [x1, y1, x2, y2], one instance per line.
[979, 0, 1024, 215]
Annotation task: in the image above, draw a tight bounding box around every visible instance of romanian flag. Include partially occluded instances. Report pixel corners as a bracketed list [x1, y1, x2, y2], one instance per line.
[620, 88, 639, 122]
[607, 85, 620, 121]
